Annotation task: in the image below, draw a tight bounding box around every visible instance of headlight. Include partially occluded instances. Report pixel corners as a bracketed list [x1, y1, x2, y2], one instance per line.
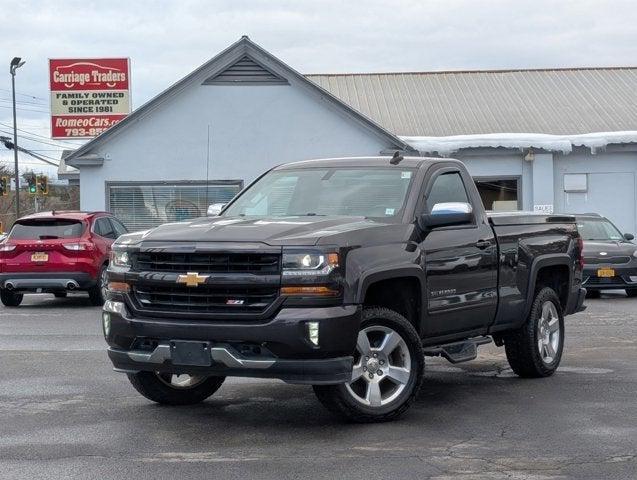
[109, 248, 131, 271]
[282, 251, 339, 276]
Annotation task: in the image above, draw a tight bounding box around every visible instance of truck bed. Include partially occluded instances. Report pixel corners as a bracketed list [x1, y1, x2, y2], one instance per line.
[488, 211, 576, 226]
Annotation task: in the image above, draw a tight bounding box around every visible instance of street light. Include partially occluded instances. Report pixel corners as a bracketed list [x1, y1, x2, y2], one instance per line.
[10, 56, 25, 219]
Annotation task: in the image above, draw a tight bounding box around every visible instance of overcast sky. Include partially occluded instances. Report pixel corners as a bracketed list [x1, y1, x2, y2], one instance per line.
[1, 0, 636, 175]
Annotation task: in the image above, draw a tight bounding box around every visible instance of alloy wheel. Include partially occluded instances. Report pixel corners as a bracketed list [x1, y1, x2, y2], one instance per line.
[537, 300, 561, 364]
[345, 326, 412, 407]
[100, 268, 108, 300]
[155, 373, 207, 389]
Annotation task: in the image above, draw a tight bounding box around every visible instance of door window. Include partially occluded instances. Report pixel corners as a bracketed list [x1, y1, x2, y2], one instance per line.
[426, 172, 469, 213]
[94, 218, 116, 239]
[109, 218, 128, 237]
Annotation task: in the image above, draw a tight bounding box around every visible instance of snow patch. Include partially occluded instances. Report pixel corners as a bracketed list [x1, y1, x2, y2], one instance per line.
[400, 131, 637, 156]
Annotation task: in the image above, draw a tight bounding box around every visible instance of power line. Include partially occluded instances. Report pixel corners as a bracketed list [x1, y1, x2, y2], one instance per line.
[0, 98, 47, 107]
[0, 128, 74, 150]
[0, 122, 78, 147]
[0, 88, 47, 101]
[0, 104, 49, 114]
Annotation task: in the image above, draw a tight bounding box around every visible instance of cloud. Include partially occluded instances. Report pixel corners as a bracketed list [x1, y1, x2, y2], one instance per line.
[1, 0, 636, 171]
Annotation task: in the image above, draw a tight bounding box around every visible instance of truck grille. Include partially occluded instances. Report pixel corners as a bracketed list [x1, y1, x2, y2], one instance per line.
[132, 285, 279, 315]
[132, 252, 280, 274]
[129, 250, 282, 317]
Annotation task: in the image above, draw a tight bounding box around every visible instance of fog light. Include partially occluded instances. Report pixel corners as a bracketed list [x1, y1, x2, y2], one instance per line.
[102, 312, 111, 337]
[629, 276, 637, 283]
[307, 321, 319, 346]
[103, 299, 127, 316]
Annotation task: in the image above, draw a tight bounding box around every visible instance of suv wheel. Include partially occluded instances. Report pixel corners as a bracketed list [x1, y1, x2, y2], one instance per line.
[127, 372, 226, 405]
[313, 307, 424, 423]
[504, 287, 564, 377]
[88, 265, 108, 306]
[626, 289, 637, 298]
[0, 290, 23, 307]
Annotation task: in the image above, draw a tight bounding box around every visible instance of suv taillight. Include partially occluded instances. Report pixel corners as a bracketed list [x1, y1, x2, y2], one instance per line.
[63, 242, 92, 251]
[0, 244, 16, 252]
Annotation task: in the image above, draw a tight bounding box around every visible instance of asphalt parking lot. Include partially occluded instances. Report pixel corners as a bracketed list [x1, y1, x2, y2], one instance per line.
[0, 292, 635, 480]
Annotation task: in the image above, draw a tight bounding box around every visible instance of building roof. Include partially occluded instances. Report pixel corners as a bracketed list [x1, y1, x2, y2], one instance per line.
[65, 37, 413, 166]
[306, 67, 637, 136]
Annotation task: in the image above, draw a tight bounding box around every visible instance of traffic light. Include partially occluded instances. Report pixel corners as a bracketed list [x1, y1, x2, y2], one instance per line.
[27, 174, 37, 195]
[0, 176, 8, 196]
[37, 175, 49, 195]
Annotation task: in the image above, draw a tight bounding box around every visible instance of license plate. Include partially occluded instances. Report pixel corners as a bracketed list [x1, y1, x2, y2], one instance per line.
[31, 252, 48, 262]
[597, 268, 615, 278]
[170, 341, 211, 367]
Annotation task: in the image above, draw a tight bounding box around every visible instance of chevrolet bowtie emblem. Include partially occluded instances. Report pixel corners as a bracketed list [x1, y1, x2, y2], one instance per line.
[177, 272, 209, 287]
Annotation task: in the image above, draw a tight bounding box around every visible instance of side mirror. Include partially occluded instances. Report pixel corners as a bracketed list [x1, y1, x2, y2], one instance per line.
[207, 203, 225, 216]
[624, 233, 634, 241]
[418, 202, 473, 229]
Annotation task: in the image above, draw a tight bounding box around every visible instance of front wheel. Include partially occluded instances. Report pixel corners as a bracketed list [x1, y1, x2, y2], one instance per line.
[504, 287, 564, 377]
[313, 307, 425, 423]
[1, 290, 23, 307]
[88, 265, 108, 306]
[127, 372, 226, 405]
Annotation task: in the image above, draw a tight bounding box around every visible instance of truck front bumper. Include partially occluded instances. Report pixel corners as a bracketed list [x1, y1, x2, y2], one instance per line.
[103, 302, 361, 385]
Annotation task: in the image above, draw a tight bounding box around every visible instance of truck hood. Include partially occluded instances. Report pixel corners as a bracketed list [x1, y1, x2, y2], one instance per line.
[117, 215, 403, 247]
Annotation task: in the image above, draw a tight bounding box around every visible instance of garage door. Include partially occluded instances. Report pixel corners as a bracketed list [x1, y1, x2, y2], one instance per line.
[562, 172, 636, 234]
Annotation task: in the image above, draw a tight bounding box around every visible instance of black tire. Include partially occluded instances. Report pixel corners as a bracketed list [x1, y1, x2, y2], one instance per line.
[504, 287, 564, 378]
[54, 292, 68, 298]
[586, 289, 600, 299]
[127, 371, 226, 405]
[313, 307, 425, 423]
[88, 265, 108, 306]
[1, 290, 23, 307]
[626, 289, 637, 298]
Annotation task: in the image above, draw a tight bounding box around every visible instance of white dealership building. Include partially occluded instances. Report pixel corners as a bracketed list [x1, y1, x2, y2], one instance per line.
[61, 37, 637, 234]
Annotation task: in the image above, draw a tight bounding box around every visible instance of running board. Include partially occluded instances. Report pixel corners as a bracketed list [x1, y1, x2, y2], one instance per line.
[423, 337, 492, 364]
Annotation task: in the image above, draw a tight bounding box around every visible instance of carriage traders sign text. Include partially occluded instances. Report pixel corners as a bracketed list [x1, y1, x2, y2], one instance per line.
[49, 58, 131, 139]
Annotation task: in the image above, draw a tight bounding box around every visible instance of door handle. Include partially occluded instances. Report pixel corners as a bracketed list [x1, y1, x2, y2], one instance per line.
[475, 240, 491, 249]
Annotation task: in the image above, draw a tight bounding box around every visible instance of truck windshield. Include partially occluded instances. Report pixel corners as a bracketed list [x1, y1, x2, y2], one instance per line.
[223, 167, 416, 218]
[9, 219, 84, 240]
[577, 218, 624, 241]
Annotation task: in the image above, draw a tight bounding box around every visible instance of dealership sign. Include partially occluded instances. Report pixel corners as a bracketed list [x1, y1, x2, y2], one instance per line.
[49, 58, 131, 139]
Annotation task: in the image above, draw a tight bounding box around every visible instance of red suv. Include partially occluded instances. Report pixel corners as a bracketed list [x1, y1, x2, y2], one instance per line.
[0, 211, 128, 307]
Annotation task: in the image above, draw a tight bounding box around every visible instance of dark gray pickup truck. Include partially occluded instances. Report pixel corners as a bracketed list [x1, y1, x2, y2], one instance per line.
[103, 156, 586, 422]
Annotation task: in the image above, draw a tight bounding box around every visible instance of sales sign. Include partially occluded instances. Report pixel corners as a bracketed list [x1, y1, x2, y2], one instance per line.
[49, 58, 131, 139]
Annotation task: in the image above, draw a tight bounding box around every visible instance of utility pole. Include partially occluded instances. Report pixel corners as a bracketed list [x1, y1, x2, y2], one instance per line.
[10, 57, 25, 219]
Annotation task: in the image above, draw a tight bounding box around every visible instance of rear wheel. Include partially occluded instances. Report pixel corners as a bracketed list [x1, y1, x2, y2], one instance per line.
[0, 290, 23, 307]
[504, 287, 564, 378]
[127, 371, 226, 405]
[313, 307, 424, 423]
[88, 265, 108, 306]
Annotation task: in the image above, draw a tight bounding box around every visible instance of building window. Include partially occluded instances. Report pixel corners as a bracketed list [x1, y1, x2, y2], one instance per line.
[107, 181, 242, 232]
[474, 177, 521, 211]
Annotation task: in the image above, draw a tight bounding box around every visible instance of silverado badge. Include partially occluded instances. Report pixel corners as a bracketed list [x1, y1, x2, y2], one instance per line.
[177, 272, 209, 287]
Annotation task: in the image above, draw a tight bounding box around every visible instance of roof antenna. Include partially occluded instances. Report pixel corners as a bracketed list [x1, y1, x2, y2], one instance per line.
[390, 151, 403, 165]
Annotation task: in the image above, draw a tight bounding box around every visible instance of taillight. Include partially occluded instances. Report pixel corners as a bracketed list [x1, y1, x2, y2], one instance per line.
[63, 242, 92, 251]
[577, 237, 584, 269]
[0, 244, 16, 252]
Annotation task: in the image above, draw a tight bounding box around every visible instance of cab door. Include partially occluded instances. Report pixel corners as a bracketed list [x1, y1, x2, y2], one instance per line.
[419, 167, 498, 337]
